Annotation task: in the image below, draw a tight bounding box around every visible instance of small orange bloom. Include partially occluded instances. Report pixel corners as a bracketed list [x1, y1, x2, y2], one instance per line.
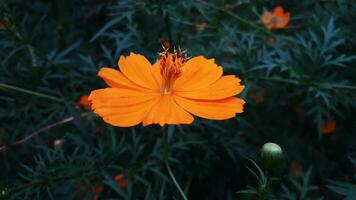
[249, 88, 265, 104]
[89, 48, 245, 127]
[322, 119, 336, 135]
[262, 6, 290, 29]
[93, 184, 103, 200]
[79, 95, 91, 110]
[114, 174, 128, 189]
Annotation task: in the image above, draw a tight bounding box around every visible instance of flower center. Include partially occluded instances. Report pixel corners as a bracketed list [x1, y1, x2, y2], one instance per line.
[271, 17, 284, 24]
[158, 47, 188, 94]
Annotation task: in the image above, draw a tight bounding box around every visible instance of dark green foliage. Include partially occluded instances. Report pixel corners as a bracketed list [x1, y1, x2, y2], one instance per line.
[327, 158, 356, 200]
[0, 0, 355, 199]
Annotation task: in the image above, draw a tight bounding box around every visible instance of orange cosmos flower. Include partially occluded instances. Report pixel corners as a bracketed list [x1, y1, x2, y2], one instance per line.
[114, 173, 128, 189]
[89, 48, 245, 127]
[322, 119, 336, 135]
[79, 95, 91, 110]
[262, 6, 290, 29]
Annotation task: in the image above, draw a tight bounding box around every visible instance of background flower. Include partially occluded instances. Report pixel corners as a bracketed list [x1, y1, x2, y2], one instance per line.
[262, 6, 290, 29]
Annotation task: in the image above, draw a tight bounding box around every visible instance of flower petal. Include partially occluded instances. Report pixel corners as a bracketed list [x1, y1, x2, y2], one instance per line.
[274, 6, 284, 18]
[174, 75, 244, 100]
[262, 11, 273, 26]
[174, 56, 223, 91]
[89, 88, 158, 109]
[101, 99, 158, 127]
[143, 95, 194, 126]
[98, 67, 145, 90]
[118, 53, 159, 90]
[151, 61, 163, 88]
[89, 88, 159, 127]
[275, 12, 290, 28]
[174, 95, 245, 120]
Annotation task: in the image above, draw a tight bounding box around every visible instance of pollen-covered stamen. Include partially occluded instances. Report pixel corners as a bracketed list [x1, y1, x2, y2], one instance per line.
[159, 47, 188, 94]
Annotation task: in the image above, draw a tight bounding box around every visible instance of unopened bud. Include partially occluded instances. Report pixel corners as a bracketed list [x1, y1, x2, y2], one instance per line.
[261, 142, 283, 169]
[0, 187, 10, 198]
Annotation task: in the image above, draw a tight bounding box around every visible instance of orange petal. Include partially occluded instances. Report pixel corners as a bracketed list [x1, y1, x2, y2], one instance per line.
[151, 61, 163, 88]
[262, 11, 273, 25]
[274, 6, 284, 18]
[89, 88, 158, 109]
[89, 88, 159, 127]
[118, 53, 159, 90]
[101, 99, 158, 127]
[98, 67, 144, 90]
[174, 75, 244, 100]
[275, 12, 290, 28]
[322, 119, 336, 134]
[174, 95, 245, 120]
[174, 56, 223, 91]
[143, 95, 194, 126]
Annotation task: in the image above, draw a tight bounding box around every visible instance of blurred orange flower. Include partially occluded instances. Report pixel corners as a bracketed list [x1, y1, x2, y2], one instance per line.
[114, 173, 128, 189]
[89, 48, 245, 127]
[93, 184, 103, 200]
[290, 160, 303, 179]
[79, 95, 91, 110]
[322, 119, 336, 135]
[249, 88, 265, 104]
[262, 6, 290, 29]
[0, 16, 10, 31]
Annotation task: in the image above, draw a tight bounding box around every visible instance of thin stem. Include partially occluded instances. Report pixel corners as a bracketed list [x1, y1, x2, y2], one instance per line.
[199, 1, 293, 43]
[251, 77, 302, 86]
[162, 127, 188, 200]
[0, 83, 63, 102]
[199, 1, 272, 36]
[0, 113, 92, 152]
[164, 15, 173, 45]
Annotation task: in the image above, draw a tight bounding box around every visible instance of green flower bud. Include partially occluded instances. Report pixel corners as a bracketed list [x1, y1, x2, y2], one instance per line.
[261, 142, 283, 169]
[0, 187, 10, 198]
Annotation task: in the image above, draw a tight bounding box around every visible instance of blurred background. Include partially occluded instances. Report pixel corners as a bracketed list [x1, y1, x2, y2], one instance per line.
[0, 0, 356, 199]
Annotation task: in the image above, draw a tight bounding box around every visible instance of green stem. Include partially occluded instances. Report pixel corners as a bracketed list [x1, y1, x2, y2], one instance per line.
[164, 15, 173, 45]
[0, 83, 63, 102]
[200, 2, 272, 36]
[251, 77, 302, 86]
[162, 127, 188, 200]
[200, 1, 293, 42]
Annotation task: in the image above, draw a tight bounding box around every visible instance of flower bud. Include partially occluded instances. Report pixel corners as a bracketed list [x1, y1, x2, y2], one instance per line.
[0, 187, 10, 198]
[261, 142, 283, 169]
